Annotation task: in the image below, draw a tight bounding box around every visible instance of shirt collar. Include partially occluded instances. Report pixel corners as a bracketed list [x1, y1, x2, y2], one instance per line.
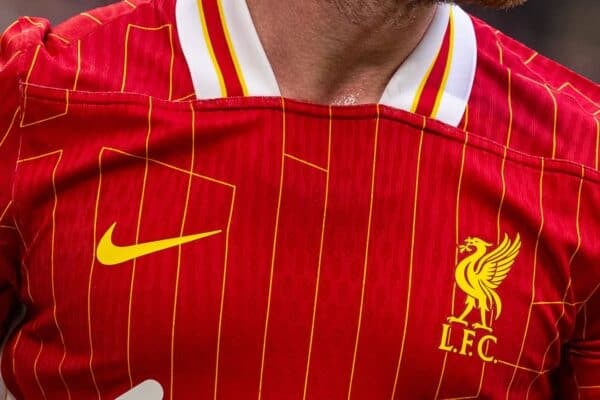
[175, 0, 476, 127]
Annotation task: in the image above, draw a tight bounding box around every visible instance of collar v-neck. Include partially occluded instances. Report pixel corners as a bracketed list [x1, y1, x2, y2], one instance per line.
[175, 0, 476, 127]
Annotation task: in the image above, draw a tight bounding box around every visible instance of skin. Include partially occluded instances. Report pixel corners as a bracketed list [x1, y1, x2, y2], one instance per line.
[246, 0, 525, 104]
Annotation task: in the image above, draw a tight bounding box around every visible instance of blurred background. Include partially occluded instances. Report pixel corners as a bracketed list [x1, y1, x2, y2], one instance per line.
[0, 0, 598, 81]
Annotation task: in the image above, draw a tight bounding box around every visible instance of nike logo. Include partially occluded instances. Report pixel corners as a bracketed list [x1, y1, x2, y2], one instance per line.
[97, 222, 222, 266]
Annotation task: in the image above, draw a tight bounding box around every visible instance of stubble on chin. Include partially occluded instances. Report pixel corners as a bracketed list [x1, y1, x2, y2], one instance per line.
[322, 0, 525, 30]
[324, 0, 437, 27]
[325, 0, 526, 25]
[449, 0, 526, 9]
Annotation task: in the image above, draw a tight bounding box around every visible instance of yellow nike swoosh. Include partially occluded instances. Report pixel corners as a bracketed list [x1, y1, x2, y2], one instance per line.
[97, 222, 222, 266]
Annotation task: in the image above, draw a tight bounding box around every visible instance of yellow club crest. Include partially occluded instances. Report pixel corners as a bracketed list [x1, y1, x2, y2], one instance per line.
[438, 233, 521, 363]
[448, 233, 521, 331]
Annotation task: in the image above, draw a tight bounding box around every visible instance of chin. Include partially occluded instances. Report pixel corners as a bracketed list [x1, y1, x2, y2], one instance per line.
[450, 0, 527, 8]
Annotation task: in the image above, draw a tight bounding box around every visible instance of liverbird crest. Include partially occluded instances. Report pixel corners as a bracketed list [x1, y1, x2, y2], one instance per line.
[448, 233, 521, 332]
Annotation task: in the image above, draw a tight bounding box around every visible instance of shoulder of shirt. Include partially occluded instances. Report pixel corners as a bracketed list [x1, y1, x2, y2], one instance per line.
[471, 16, 599, 117]
[0, 0, 157, 82]
[467, 17, 599, 173]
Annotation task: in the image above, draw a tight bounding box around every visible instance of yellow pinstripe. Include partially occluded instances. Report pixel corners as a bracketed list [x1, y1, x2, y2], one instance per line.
[49, 151, 72, 399]
[17, 150, 66, 398]
[169, 102, 196, 399]
[212, 185, 237, 400]
[87, 148, 104, 400]
[434, 128, 469, 399]
[0, 108, 20, 150]
[595, 117, 599, 170]
[121, 24, 174, 100]
[125, 97, 153, 387]
[347, 105, 380, 399]
[543, 85, 558, 159]
[80, 12, 102, 25]
[257, 98, 287, 399]
[302, 107, 333, 400]
[391, 117, 426, 399]
[505, 159, 545, 399]
[72, 41, 81, 91]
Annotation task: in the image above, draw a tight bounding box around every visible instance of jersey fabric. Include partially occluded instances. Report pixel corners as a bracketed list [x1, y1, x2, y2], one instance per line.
[0, 0, 599, 398]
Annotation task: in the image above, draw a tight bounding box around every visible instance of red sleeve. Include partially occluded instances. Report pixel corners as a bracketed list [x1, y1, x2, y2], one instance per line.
[0, 18, 48, 338]
[558, 178, 600, 399]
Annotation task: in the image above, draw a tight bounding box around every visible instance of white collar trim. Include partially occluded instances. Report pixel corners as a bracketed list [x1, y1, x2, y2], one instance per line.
[175, 0, 279, 99]
[175, 0, 476, 127]
[380, 4, 477, 126]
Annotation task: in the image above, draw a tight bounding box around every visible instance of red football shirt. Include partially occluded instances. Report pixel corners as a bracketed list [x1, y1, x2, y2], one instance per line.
[0, 0, 599, 399]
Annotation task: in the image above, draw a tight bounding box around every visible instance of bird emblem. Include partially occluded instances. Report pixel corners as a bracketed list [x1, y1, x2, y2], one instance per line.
[447, 233, 521, 332]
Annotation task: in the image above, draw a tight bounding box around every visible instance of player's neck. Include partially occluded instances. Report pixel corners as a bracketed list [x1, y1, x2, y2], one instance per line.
[246, 0, 437, 105]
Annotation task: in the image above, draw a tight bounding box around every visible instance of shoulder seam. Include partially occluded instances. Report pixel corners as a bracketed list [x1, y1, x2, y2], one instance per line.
[51, 0, 156, 50]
